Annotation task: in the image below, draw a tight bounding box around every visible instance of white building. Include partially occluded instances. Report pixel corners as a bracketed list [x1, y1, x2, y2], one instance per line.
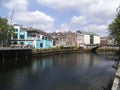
[76, 31, 100, 48]
[11, 24, 54, 49]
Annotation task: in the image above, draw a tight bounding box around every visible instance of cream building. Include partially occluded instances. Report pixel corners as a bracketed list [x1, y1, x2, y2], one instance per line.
[76, 31, 100, 48]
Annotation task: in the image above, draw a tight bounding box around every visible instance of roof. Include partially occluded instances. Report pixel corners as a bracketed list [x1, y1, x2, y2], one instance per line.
[76, 30, 99, 36]
[26, 27, 52, 39]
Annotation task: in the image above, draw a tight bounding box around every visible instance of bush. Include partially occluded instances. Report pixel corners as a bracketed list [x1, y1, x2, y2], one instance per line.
[60, 46, 64, 49]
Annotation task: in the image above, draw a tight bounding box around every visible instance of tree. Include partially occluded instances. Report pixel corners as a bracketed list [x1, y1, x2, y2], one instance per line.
[108, 10, 120, 47]
[0, 17, 14, 47]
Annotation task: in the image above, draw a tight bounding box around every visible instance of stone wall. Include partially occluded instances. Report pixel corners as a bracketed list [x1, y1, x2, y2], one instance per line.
[111, 62, 120, 90]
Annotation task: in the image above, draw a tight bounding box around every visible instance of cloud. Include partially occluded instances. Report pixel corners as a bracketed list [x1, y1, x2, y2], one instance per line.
[56, 23, 71, 32]
[14, 11, 54, 29]
[4, 0, 28, 11]
[36, 0, 119, 12]
[36, 0, 119, 23]
[4, 0, 55, 31]
[86, 0, 119, 23]
[82, 24, 108, 36]
[36, 0, 93, 10]
[36, 0, 120, 36]
[3, 0, 120, 36]
[71, 16, 87, 25]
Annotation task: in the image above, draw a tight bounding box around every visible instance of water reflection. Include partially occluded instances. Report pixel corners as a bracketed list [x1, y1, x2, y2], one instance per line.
[0, 53, 115, 90]
[31, 57, 53, 73]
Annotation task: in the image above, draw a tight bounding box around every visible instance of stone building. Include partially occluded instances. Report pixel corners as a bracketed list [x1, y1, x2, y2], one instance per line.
[50, 31, 76, 47]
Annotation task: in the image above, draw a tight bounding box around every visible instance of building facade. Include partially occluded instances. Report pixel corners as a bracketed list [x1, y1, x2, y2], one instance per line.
[76, 31, 100, 47]
[11, 24, 53, 49]
[50, 31, 76, 47]
[100, 37, 116, 46]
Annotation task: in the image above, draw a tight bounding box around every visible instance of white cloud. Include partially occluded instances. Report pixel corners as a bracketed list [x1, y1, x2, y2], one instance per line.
[36, 0, 119, 23]
[14, 11, 54, 28]
[36, 0, 119, 12]
[86, 0, 118, 23]
[36, 0, 93, 10]
[4, 0, 28, 11]
[56, 23, 71, 32]
[71, 16, 87, 25]
[4, 0, 55, 31]
[36, 0, 120, 36]
[3, 0, 120, 36]
[82, 24, 108, 36]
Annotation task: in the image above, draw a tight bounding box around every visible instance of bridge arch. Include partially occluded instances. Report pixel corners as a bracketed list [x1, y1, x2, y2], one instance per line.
[90, 46, 102, 53]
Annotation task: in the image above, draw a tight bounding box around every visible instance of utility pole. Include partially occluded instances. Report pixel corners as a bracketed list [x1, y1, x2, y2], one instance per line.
[6, 9, 14, 46]
[9, 9, 14, 25]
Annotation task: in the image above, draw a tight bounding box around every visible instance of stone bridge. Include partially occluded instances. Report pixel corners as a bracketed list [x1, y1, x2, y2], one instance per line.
[90, 45, 102, 53]
[90, 45, 119, 53]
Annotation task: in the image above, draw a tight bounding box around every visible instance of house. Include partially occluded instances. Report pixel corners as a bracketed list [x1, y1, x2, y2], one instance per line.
[100, 37, 108, 45]
[100, 37, 116, 46]
[27, 27, 53, 49]
[11, 24, 27, 45]
[50, 31, 76, 47]
[11, 24, 53, 49]
[76, 30, 100, 48]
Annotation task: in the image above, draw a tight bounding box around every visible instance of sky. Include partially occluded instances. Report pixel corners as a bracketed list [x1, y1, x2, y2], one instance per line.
[0, 0, 120, 36]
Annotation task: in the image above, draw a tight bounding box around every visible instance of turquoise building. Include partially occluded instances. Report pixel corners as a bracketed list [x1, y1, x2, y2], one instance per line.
[11, 24, 53, 49]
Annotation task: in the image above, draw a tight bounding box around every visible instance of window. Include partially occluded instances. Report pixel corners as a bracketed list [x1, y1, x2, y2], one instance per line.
[20, 42, 24, 44]
[14, 29, 18, 32]
[90, 35, 93, 44]
[31, 35, 36, 37]
[42, 36, 44, 40]
[13, 41, 17, 44]
[40, 43, 43, 47]
[45, 37, 47, 40]
[20, 35, 24, 39]
[13, 34, 17, 39]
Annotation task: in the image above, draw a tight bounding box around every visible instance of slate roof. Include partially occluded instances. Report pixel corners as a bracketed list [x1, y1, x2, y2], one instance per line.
[76, 30, 99, 36]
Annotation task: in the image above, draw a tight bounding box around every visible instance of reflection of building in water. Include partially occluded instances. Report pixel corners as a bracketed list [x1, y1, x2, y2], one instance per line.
[31, 58, 53, 73]
[76, 53, 100, 69]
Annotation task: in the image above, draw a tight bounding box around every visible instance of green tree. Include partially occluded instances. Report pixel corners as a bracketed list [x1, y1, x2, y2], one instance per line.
[108, 10, 120, 48]
[0, 17, 14, 47]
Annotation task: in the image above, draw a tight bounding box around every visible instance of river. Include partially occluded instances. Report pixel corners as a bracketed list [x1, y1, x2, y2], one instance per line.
[0, 52, 116, 90]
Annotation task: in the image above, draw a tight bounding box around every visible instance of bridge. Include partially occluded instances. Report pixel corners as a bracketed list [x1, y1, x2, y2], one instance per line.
[90, 45, 119, 53]
[90, 45, 101, 53]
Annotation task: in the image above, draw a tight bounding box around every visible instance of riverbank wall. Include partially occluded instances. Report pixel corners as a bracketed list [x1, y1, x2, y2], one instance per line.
[32, 49, 88, 56]
[111, 62, 120, 90]
[0, 48, 32, 61]
[32, 48, 117, 56]
[0, 47, 117, 60]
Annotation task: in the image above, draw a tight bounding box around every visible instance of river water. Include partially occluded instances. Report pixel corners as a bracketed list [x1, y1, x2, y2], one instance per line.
[0, 52, 115, 90]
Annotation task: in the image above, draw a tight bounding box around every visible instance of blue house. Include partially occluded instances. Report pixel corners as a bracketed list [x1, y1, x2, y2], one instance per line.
[11, 24, 53, 49]
[27, 28, 53, 49]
